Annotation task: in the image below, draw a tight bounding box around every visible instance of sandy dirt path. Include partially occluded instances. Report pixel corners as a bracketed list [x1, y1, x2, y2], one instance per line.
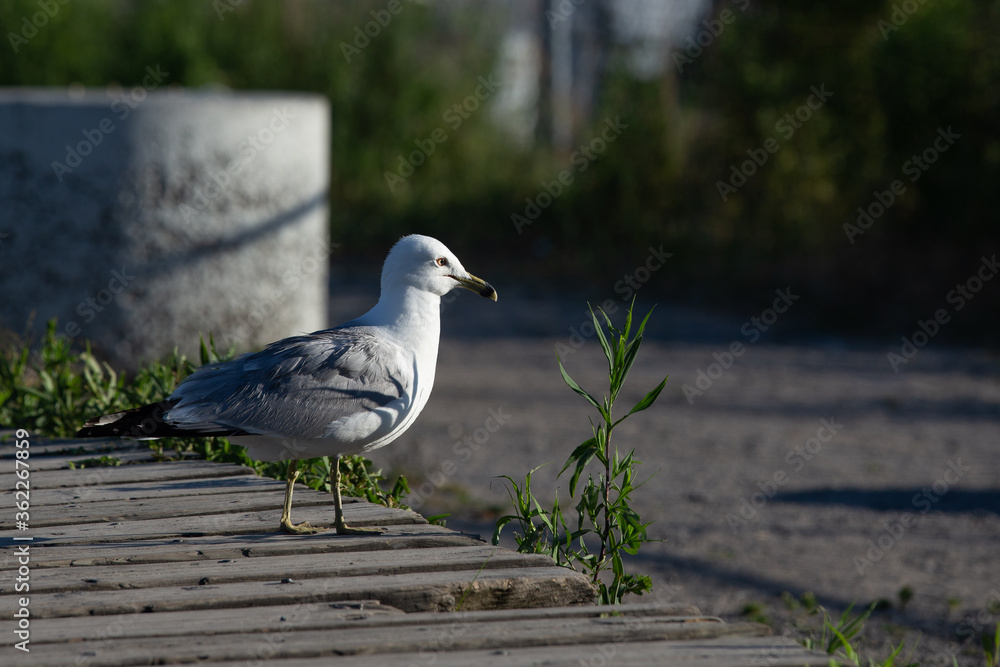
[330, 284, 1000, 666]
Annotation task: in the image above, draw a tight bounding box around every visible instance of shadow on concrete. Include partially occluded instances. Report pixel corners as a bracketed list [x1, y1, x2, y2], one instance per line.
[147, 189, 329, 278]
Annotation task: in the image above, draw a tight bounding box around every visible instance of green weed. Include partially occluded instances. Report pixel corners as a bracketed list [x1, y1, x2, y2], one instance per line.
[493, 301, 667, 604]
[984, 622, 1000, 667]
[67, 455, 122, 469]
[788, 595, 1000, 667]
[898, 586, 914, 611]
[799, 602, 917, 667]
[742, 601, 771, 626]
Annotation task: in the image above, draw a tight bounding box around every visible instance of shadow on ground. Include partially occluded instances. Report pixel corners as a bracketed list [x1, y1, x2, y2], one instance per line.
[772, 488, 1000, 515]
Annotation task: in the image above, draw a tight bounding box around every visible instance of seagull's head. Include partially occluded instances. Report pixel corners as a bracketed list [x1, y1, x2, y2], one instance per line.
[383, 234, 497, 301]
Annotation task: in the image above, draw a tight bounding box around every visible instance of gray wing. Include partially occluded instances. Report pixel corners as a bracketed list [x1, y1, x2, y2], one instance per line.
[164, 327, 410, 440]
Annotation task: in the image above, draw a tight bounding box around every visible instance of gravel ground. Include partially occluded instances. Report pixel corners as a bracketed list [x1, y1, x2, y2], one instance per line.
[330, 280, 1000, 667]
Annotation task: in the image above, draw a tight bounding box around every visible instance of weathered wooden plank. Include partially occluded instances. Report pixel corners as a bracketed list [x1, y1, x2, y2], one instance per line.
[18, 474, 287, 507]
[401, 638, 827, 667]
[202, 637, 828, 667]
[0, 609, 787, 667]
[0, 601, 701, 646]
[0, 449, 187, 472]
[8, 488, 334, 528]
[0, 460, 254, 490]
[2, 524, 488, 569]
[0, 437, 132, 459]
[0, 565, 595, 619]
[0, 440, 134, 462]
[4, 544, 558, 595]
[0, 601, 832, 667]
[0, 502, 425, 547]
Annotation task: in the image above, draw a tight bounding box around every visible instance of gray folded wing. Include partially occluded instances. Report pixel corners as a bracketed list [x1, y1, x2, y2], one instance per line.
[164, 327, 410, 440]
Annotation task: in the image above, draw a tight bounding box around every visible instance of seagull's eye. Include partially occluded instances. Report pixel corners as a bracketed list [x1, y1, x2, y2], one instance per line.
[435, 257, 448, 267]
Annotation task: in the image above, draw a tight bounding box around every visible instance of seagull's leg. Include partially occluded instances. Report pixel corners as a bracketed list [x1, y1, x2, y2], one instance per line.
[332, 454, 385, 535]
[280, 459, 321, 535]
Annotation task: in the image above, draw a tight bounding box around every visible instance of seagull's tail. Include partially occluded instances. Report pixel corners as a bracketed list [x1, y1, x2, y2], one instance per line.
[76, 400, 235, 440]
[76, 400, 178, 439]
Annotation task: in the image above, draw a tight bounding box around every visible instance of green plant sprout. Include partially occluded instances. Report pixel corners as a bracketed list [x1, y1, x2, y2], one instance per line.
[493, 301, 668, 604]
[800, 602, 917, 667]
[984, 622, 1000, 667]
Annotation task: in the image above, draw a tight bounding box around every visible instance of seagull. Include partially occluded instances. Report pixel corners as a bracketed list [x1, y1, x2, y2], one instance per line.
[76, 234, 497, 535]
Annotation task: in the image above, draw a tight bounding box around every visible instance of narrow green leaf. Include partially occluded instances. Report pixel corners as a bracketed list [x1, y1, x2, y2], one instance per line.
[636, 304, 655, 338]
[496, 474, 525, 514]
[199, 335, 210, 366]
[621, 333, 642, 370]
[19, 386, 48, 400]
[622, 298, 635, 339]
[534, 502, 554, 532]
[557, 354, 607, 418]
[613, 450, 635, 478]
[492, 514, 517, 545]
[613, 330, 626, 384]
[569, 448, 599, 496]
[590, 304, 614, 375]
[625, 377, 668, 418]
[558, 438, 599, 476]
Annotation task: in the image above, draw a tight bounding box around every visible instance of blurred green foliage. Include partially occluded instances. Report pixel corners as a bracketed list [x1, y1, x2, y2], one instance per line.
[1, 0, 997, 339]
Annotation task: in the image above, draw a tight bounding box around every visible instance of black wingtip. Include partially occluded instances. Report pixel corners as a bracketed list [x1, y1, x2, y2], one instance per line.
[76, 399, 248, 440]
[75, 401, 179, 440]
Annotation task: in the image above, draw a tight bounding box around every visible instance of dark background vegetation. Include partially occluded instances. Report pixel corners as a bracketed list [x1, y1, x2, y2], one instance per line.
[2, 0, 997, 343]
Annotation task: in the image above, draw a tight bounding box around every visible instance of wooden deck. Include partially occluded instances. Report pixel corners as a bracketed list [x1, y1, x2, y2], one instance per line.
[0, 436, 828, 665]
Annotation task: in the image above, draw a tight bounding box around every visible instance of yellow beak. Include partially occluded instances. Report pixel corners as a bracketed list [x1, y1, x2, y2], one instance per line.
[451, 273, 498, 301]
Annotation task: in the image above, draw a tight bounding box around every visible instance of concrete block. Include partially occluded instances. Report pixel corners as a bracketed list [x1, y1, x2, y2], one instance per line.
[0, 87, 330, 370]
